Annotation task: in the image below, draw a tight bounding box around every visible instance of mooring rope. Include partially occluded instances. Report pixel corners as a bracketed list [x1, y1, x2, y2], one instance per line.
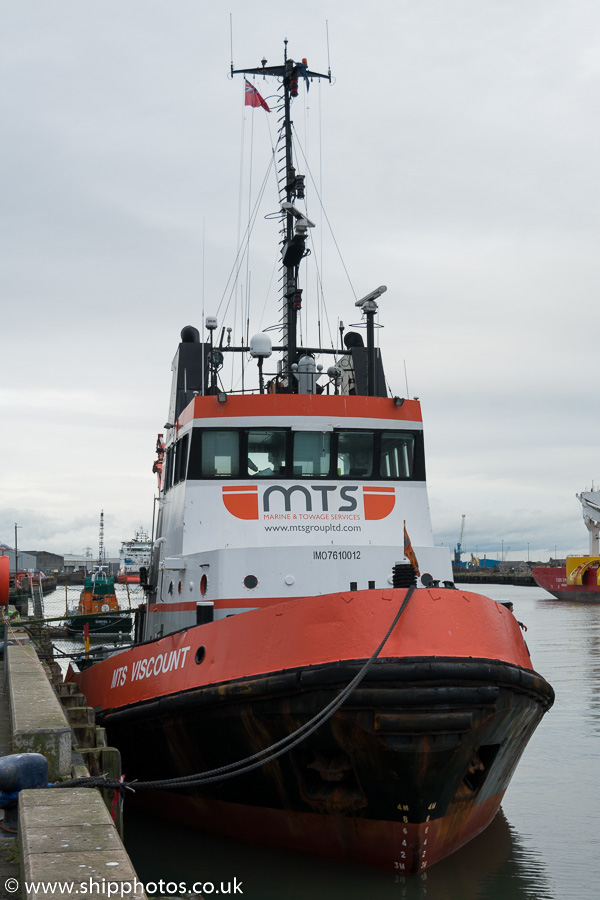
[49, 586, 415, 795]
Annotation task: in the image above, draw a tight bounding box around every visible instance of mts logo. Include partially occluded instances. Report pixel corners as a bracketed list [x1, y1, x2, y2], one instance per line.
[222, 484, 395, 520]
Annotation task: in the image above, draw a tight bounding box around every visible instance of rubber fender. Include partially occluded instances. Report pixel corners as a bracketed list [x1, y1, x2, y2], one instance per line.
[0, 753, 48, 796]
[0, 641, 15, 660]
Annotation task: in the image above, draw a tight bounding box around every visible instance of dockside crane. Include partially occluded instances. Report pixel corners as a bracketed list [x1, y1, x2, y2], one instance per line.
[577, 490, 600, 554]
[98, 510, 106, 567]
[454, 515, 466, 566]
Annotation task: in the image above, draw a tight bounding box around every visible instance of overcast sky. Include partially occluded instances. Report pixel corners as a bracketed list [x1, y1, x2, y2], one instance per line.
[1, 0, 599, 561]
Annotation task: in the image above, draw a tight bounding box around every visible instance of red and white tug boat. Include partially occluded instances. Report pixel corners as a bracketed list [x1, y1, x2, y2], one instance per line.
[70, 45, 554, 873]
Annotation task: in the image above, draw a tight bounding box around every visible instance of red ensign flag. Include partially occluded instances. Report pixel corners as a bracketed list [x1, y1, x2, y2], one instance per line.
[244, 79, 270, 112]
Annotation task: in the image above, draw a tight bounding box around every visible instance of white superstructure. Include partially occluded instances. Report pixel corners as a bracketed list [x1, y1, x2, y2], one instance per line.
[119, 529, 151, 576]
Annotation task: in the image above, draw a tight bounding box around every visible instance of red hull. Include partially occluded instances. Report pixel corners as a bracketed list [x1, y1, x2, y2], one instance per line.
[73, 587, 535, 708]
[116, 574, 141, 584]
[134, 789, 506, 873]
[533, 566, 600, 602]
[71, 587, 553, 872]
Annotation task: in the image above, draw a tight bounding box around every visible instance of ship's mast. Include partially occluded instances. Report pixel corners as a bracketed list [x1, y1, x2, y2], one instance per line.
[98, 509, 105, 568]
[232, 42, 330, 391]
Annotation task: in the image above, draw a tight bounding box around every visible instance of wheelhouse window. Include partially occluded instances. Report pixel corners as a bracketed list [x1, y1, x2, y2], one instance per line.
[248, 430, 286, 477]
[185, 426, 424, 481]
[337, 431, 374, 477]
[163, 433, 190, 491]
[174, 434, 189, 484]
[164, 446, 174, 491]
[380, 431, 415, 478]
[293, 431, 331, 477]
[201, 430, 239, 477]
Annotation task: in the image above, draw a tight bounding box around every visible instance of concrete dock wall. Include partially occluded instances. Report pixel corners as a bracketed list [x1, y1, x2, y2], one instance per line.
[3, 627, 146, 899]
[19, 789, 146, 900]
[7, 643, 71, 780]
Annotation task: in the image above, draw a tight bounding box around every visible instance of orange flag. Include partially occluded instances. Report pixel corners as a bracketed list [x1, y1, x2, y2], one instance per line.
[404, 522, 420, 576]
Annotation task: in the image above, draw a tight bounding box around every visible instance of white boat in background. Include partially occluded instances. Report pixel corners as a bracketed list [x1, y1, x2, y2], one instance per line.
[117, 529, 151, 584]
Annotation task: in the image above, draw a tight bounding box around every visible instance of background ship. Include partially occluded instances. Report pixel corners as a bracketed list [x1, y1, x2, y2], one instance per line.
[66, 512, 133, 634]
[65, 567, 132, 636]
[117, 529, 151, 583]
[533, 491, 600, 601]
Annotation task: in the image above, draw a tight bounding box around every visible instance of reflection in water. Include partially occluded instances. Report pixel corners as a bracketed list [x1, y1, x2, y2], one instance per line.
[124, 807, 552, 900]
[474, 585, 600, 900]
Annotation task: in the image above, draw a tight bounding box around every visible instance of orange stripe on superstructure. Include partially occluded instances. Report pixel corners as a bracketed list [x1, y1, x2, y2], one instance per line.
[213, 596, 294, 609]
[149, 602, 197, 613]
[177, 394, 422, 428]
[222, 485, 258, 493]
[149, 596, 292, 613]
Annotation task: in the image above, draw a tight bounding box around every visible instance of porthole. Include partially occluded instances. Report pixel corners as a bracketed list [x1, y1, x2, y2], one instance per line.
[244, 574, 258, 590]
[195, 646, 206, 664]
[200, 574, 208, 596]
[178, 581, 182, 595]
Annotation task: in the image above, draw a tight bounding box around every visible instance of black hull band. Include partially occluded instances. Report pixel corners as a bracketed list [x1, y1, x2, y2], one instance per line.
[98, 657, 553, 824]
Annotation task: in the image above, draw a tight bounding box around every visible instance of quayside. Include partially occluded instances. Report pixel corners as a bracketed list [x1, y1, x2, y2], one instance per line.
[68, 41, 554, 874]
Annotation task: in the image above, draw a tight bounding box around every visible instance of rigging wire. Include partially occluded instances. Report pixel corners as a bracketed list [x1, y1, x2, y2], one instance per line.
[216, 153, 276, 323]
[49, 587, 416, 794]
[234, 89, 246, 391]
[318, 80, 324, 350]
[220, 78, 352, 386]
[301, 80, 311, 348]
[257, 255, 280, 333]
[201, 218, 206, 394]
[292, 123, 357, 302]
[223, 81, 284, 389]
[244, 99, 255, 370]
[305, 225, 337, 353]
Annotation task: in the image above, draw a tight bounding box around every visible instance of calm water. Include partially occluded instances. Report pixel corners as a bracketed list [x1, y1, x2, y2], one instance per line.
[40, 583, 600, 899]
